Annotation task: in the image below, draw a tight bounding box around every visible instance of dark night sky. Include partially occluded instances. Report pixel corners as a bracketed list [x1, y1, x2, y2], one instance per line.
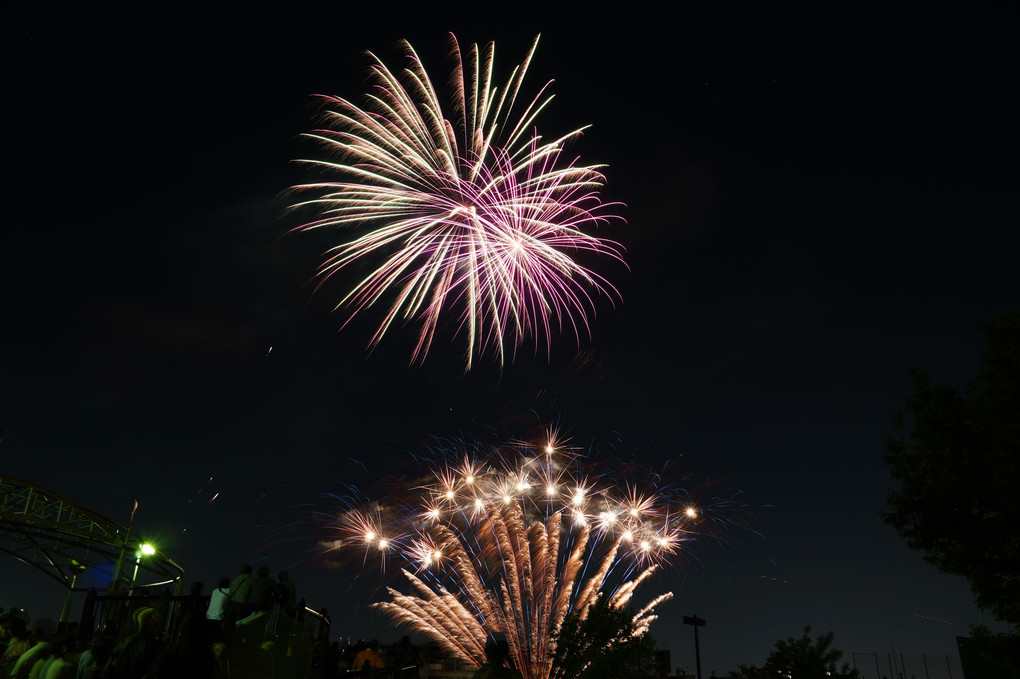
[2, 3, 1017, 674]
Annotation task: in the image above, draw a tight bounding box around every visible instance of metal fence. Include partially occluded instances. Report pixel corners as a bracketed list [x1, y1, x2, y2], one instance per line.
[851, 653, 964, 679]
[75, 589, 329, 644]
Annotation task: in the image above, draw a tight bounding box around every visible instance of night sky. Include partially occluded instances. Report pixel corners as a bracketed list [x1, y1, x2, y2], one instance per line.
[2, 3, 1017, 675]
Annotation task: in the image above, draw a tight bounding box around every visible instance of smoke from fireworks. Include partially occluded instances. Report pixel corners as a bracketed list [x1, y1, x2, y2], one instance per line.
[291, 35, 624, 369]
[326, 434, 726, 679]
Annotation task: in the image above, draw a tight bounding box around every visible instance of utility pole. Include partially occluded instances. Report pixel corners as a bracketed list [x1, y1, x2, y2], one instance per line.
[683, 614, 707, 679]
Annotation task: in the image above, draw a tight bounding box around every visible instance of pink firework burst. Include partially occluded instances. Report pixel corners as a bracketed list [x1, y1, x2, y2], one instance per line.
[290, 35, 625, 369]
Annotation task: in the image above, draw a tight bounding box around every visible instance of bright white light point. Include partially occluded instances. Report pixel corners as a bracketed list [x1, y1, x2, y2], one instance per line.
[365, 531, 376, 542]
[465, 476, 474, 484]
[657, 537, 668, 547]
[445, 490, 455, 500]
[547, 485, 556, 495]
[516, 482, 527, 492]
[686, 507, 697, 518]
[623, 531, 633, 541]
[640, 540, 651, 551]
[573, 491, 585, 506]
[433, 551, 442, 560]
[378, 539, 389, 549]
[600, 512, 616, 524]
[630, 508, 639, 517]
[503, 495, 513, 504]
[545, 445, 553, 454]
[428, 509, 440, 519]
[140, 543, 156, 556]
[475, 498, 484, 509]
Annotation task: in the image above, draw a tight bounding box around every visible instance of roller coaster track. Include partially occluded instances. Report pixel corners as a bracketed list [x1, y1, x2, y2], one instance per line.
[0, 476, 184, 591]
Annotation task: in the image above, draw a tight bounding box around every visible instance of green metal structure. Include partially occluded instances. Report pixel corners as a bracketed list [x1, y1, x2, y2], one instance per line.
[0, 476, 184, 620]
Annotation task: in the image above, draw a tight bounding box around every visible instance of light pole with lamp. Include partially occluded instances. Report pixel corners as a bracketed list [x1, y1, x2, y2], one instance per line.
[130, 542, 156, 594]
[60, 559, 87, 624]
[683, 614, 707, 679]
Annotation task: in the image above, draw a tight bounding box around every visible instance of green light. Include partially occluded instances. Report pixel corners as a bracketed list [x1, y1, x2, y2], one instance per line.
[140, 543, 156, 556]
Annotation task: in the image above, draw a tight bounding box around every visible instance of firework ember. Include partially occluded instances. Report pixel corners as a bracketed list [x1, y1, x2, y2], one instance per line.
[328, 434, 721, 679]
[291, 35, 624, 369]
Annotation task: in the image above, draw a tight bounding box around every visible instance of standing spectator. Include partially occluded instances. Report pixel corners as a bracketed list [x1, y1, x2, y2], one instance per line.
[181, 581, 206, 621]
[394, 636, 420, 671]
[147, 615, 215, 679]
[36, 634, 74, 679]
[248, 567, 276, 612]
[353, 640, 386, 675]
[471, 641, 522, 679]
[227, 565, 254, 620]
[10, 627, 50, 679]
[102, 607, 162, 679]
[276, 571, 297, 616]
[205, 576, 231, 640]
[1, 617, 30, 672]
[0, 610, 10, 648]
[77, 635, 115, 679]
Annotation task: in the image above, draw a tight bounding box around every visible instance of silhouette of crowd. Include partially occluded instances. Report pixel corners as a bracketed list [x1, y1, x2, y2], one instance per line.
[0, 563, 322, 679]
[0, 567, 502, 679]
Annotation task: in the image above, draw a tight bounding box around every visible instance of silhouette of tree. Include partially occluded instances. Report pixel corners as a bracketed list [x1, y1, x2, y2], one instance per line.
[884, 311, 1020, 627]
[725, 627, 859, 679]
[549, 596, 658, 679]
[724, 664, 768, 679]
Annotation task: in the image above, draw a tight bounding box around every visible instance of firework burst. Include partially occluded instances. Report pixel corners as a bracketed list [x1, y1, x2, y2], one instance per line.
[326, 434, 728, 679]
[290, 35, 625, 369]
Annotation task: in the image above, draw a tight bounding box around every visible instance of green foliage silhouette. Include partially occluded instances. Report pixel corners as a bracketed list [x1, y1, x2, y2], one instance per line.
[549, 596, 658, 679]
[884, 311, 1020, 627]
[725, 627, 860, 679]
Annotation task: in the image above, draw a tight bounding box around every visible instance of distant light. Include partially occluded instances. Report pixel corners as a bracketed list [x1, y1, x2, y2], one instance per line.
[378, 539, 389, 549]
[640, 540, 651, 551]
[445, 490, 455, 500]
[465, 476, 474, 485]
[503, 495, 513, 504]
[686, 507, 697, 518]
[365, 531, 376, 542]
[140, 543, 156, 556]
[547, 485, 557, 496]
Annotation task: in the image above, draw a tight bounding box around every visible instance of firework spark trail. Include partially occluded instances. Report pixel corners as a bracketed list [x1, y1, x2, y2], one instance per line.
[291, 35, 625, 369]
[327, 435, 726, 679]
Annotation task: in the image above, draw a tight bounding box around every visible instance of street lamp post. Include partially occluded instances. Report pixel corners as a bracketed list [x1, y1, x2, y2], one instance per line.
[60, 559, 87, 624]
[683, 614, 707, 679]
[130, 542, 156, 594]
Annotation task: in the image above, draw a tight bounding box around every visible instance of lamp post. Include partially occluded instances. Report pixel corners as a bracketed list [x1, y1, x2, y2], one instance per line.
[60, 559, 87, 623]
[683, 614, 707, 679]
[130, 542, 156, 594]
